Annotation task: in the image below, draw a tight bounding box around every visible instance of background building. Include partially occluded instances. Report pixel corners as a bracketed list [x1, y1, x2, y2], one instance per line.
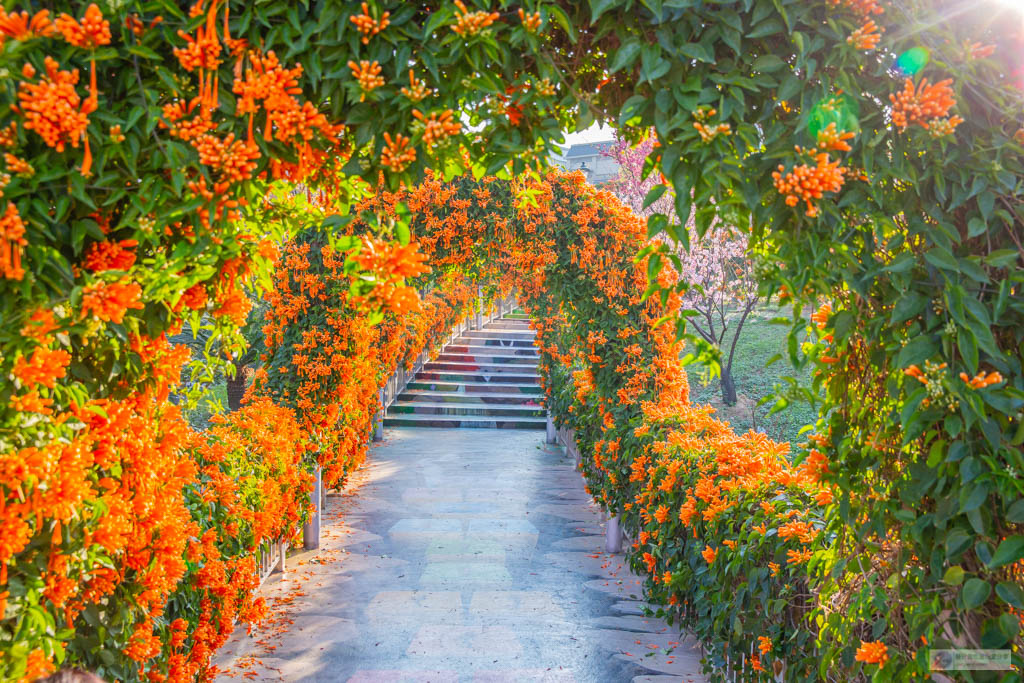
[551, 140, 619, 185]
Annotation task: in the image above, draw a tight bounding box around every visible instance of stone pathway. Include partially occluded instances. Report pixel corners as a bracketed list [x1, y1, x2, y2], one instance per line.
[214, 428, 707, 682]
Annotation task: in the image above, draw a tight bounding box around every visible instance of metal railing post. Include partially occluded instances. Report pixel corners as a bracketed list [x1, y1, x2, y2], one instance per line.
[373, 388, 384, 441]
[303, 465, 322, 550]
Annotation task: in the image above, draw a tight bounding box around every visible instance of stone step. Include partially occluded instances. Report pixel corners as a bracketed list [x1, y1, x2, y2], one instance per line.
[482, 320, 533, 330]
[461, 330, 536, 341]
[452, 336, 536, 349]
[388, 402, 546, 418]
[396, 390, 543, 405]
[444, 344, 538, 357]
[405, 380, 543, 394]
[436, 353, 537, 366]
[424, 361, 536, 374]
[415, 370, 538, 384]
[382, 414, 546, 430]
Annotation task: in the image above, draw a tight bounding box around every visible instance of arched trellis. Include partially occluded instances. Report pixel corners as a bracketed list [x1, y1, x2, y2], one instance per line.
[259, 171, 830, 677]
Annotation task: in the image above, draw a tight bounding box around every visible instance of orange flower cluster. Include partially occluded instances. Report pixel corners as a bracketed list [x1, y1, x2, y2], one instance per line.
[381, 132, 416, 172]
[828, 0, 884, 17]
[772, 153, 847, 217]
[352, 235, 431, 314]
[350, 2, 390, 44]
[692, 108, 731, 143]
[855, 640, 889, 665]
[517, 8, 542, 32]
[81, 279, 144, 324]
[889, 77, 960, 133]
[348, 59, 385, 101]
[452, 0, 500, 36]
[83, 238, 138, 272]
[15, 57, 97, 175]
[413, 109, 461, 148]
[960, 370, 1003, 388]
[0, 201, 27, 280]
[401, 70, 432, 102]
[56, 4, 111, 49]
[847, 20, 881, 50]
[816, 122, 855, 152]
[0, 8, 55, 45]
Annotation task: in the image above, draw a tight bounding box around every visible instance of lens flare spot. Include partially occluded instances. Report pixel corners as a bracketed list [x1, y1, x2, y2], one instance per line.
[807, 93, 860, 140]
[895, 47, 930, 77]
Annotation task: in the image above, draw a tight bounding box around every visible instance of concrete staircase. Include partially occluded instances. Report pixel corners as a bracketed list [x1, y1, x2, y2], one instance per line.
[383, 312, 545, 429]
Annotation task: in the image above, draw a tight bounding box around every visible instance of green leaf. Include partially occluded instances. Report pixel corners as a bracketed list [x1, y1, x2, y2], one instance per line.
[996, 582, 1024, 609]
[609, 39, 643, 73]
[943, 565, 965, 586]
[1007, 499, 1024, 524]
[643, 184, 668, 210]
[988, 536, 1024, 569]
[679, 42, 714, 63]
[752, 55, 786, 72]
[588, 0, 619, 22]
[962, 578, 992, 609]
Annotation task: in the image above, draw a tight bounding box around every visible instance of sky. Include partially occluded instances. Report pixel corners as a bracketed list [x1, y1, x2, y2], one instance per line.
[560, 124, 615, 147]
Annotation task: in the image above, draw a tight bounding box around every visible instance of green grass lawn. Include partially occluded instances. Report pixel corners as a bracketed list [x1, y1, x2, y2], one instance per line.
[684, 309, 818, 449]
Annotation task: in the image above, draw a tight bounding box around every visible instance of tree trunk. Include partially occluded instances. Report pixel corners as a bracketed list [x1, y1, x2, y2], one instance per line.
[226, 362, 247, 412]
[720, 366, 738, 406]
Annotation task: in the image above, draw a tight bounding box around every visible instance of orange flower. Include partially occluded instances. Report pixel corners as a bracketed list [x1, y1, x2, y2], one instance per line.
[348, 60, 385, 101]
[890, 77, 957, 132]
[15, 57, 97, 176]
[56, 4, 111, 48]
[81, 279, 144, 323]
[349, 2, 390, 44]
[786, 548, 813, 564]
[960, 370, 1003, 389]
[12, 346, 71, 389]
[0, 201, 27, 280]
[643, 551, 657, 572]
[772, 153, 846, 217]
[0, 8, 56, 44]
[400, 70, 431, 102]
[855, 640, 889, 665]
[517, 8, 542, 32]
[702, 545, 716, 564]
[412, 109, 461, 148]
[83, 239, 138, 272]
[4, 153, 33, 176]
[847, 20, 882, 50]
[380, 132, 416, 173]
[758, 635, 772, 654]
[452, 0, 499, 36]
[653, 504, 669, 524]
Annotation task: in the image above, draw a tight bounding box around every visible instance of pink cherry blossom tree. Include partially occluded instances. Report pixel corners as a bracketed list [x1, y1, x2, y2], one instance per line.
[604, 134, 758, 405]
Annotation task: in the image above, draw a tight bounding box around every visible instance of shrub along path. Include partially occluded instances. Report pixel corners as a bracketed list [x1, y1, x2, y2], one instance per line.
[213, 428, 706, 682]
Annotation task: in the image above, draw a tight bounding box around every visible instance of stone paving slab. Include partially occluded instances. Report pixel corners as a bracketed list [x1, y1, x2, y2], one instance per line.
[213, 428, 707, 682]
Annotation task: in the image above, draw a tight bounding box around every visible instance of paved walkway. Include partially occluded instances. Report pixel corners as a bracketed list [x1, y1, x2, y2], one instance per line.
[214, 428, 706, 682]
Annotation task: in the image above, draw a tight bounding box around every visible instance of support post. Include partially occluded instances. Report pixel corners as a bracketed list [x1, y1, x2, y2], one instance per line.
[475, 285, 483, 329]
[276, 539, 287, 573]
[545, 411, 556, 444]
[373, 388, 384, 441]
[605, 512, 622, 553]
[303, 465, 322, 550]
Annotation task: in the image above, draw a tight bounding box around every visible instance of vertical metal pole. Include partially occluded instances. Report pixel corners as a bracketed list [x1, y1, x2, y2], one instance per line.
[475, 285, 483, 329]
[605, 513, 622, 553]
[303, 465, 322, 550]
[545, 411, 556, 444]
[374, 388, 384, 441]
